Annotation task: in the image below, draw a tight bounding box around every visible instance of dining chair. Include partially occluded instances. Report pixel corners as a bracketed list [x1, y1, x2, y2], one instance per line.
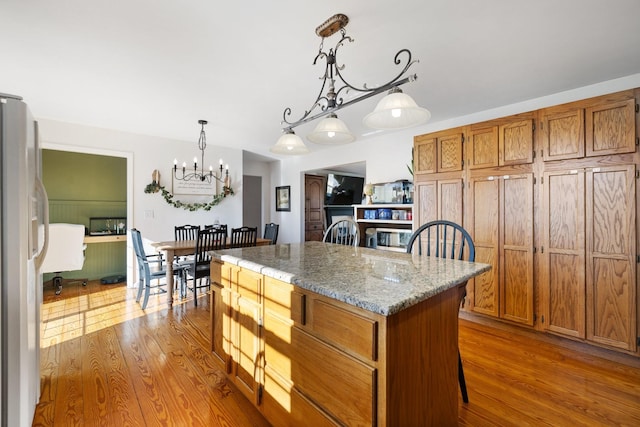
[131, 228, 183, 310]
[405, 219, 475, 403]
[230, 226, 258, 248]
[182, 227, 227, 306]
[263, 222, 279, 245]
[204, 223, 228, 236]
[323, 218, 359, 247]
[175, 224, 200, 241]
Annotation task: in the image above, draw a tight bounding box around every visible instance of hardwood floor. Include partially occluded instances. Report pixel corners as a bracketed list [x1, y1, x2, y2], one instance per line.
[34, 279, 270, 426]
[34, 280, 640, 426]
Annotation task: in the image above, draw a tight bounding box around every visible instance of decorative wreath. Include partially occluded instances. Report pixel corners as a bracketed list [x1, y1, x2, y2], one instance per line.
[144, 182, 234, 211]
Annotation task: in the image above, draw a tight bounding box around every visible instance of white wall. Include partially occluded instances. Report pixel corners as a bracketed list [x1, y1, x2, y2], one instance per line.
[38, 119, 245, 239]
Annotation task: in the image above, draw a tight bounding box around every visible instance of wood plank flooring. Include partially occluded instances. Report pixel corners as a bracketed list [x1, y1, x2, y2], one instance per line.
[34, 280, 640, 426]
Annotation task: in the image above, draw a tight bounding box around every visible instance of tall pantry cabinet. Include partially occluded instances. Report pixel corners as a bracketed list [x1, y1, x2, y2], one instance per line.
[413, 88, 639, 356]
[539, 91, 637, 352]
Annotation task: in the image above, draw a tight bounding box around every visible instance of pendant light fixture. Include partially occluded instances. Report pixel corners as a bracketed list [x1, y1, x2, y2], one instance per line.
[173, 120, 230, 184]
[270, 129, 310, 154]
[272, 13, 430, 155]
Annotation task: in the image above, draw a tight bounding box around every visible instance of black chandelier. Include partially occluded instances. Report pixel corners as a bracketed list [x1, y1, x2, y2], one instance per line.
[173, 120, 229, 184]
[271, 13, 430, 154]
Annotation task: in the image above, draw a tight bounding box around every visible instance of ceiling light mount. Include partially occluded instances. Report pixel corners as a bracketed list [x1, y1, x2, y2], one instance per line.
[273, 13, 430, 154]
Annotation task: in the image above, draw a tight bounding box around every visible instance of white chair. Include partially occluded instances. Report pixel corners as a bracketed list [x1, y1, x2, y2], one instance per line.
[323, 217, 360, 246]
[41, 223, 87, 295]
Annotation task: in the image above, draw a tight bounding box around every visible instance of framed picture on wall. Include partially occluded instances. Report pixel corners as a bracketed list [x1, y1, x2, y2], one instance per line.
[276, 185, 291, 212]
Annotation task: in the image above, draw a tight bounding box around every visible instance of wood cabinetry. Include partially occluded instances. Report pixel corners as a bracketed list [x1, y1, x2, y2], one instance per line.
[211, 263, 263, 404]
[413, 128, 463, 175]
[468, 115, 535, 169]
[541, 165, 637, 351]
[468, 173, 534, 325]
[540, 92, 636, 161]
[413, 88, 639, 356]
[211, 256, 468, 425]
[305, 174, 326, 241]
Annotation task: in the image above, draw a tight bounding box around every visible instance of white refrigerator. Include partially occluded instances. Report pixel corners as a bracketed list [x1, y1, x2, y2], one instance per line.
[0, 93, 49, 426]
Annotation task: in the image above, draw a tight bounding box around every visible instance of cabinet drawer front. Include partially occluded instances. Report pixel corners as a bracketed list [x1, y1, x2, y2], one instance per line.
[310, 299, 378, 362]
[236, 268, 262, 302]
[263, 367, 340, 427]
[290, 327, 376, 426]
[264, 277, 305, 324]
[265, 313, 376, 426]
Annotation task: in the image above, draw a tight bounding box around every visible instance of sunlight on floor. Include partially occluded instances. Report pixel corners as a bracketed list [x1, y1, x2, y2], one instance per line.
[40, 282, 192, 348]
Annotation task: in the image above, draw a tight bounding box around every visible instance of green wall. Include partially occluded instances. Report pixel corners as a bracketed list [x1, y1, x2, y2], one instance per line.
[42, 150, 126, 201]
[42, 150, 127, 283]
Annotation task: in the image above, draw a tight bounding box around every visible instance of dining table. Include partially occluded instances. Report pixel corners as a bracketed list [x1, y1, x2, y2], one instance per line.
[151, 237, 272, 308]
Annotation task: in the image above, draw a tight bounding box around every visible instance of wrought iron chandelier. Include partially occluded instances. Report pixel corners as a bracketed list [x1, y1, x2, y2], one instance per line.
[271, 13, 431, 155]
[173, 120, 229, 184]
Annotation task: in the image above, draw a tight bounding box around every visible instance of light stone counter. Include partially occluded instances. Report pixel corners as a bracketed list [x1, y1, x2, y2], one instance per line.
[212, 241, 490, 316]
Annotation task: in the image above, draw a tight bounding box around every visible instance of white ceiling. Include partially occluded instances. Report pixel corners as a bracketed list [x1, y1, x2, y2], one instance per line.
[2, 0, 640, 160]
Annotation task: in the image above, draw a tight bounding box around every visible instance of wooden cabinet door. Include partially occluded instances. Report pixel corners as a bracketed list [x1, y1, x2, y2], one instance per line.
[542, 169, 586, 338]
[414, 179, 463, 233]
[586, 165, 636, 351]
[305, 175, 325, 241]
[414, 129, 463, 173]
[414, 134, 437, 175]
[210, 281, 231, 372]
[469, 174, 534, 325]
[438, 179, 463, 224]
[438, 133, 463, 172]
[499, 119, 534, 166]
[468, 175, 500, 317]
[232, 295, 262, 405]
[586, 98, 636, 157]
[500, 173, 534, 325]
[541, 107, 585, 161]
[468, 126, 499, 169]
[414, 180, 437, 227]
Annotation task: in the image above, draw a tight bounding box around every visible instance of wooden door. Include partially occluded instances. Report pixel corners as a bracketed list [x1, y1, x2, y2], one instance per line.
[305, 175, 325, 241]
[210, 281, 231, 372]
[438, 133, 464, 172]
[468, 175, 500, 316]
[468, 126, 499, 170]
[414, 180, 437, 227]
[500, 173, 534, 325]
[438, 179, 463, 224]
[541, 107, 585, 161]
[499, 119, 534, 166]
[586, 165, 636, 351]
[542, 169, 586, 338]
[469, 173, 534, 324]
[586, 98, 636, 157]
[413, 134, 437, 175]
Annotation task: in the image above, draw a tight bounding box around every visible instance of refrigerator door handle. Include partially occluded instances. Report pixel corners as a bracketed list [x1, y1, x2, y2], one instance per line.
[33, 176, 50, 270]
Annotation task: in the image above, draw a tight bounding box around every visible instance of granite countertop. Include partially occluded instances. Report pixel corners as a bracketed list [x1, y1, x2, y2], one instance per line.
[212, 241, 491, 316]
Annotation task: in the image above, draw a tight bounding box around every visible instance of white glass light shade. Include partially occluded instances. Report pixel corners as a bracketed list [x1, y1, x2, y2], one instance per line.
[270, 130, 310, 155]
[363, 88, 431, 130]
[306, 114, 355, 144]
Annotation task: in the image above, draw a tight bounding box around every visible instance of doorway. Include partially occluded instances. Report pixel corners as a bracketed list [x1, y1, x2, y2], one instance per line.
[243, 175, 262, 235]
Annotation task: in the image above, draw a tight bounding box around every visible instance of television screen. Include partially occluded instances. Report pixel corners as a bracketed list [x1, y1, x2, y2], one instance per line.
[325, 174, 365, 205]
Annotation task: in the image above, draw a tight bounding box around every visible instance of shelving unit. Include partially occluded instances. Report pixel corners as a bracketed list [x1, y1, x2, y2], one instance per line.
[353, 204, 414, 251]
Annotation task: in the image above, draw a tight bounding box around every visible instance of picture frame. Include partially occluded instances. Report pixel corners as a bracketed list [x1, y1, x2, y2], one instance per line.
[275, 185, 291, 212]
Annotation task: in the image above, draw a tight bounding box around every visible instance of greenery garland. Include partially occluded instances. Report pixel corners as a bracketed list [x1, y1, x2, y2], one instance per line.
[144, 182, 234, 211]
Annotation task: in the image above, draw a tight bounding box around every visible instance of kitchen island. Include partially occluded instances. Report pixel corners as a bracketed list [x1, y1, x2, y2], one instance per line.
[209, 241, 490, 426]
